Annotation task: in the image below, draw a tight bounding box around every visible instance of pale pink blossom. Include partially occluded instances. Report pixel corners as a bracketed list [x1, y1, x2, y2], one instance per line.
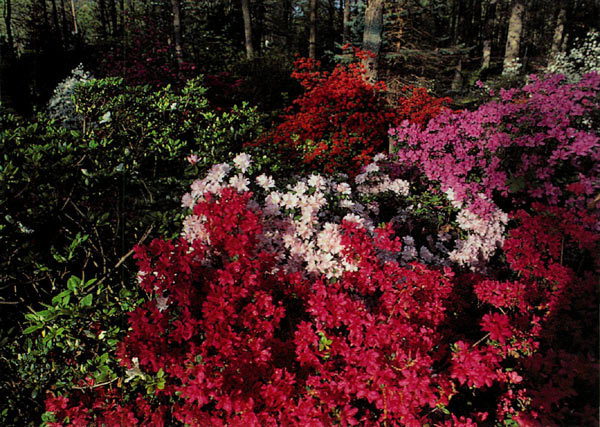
[181, 193, 195, 209]
[186, 154, 199, 165]
[256, 174, 275, 190]
[229, 173, 250, 192]
[233, 152, 252, 173]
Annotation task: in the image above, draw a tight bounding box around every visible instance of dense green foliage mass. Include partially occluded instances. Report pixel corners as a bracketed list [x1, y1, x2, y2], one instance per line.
[0, 77, 270, 424]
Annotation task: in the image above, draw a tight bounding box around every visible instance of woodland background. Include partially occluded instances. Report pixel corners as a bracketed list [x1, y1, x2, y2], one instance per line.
[1, 0, 598, 114]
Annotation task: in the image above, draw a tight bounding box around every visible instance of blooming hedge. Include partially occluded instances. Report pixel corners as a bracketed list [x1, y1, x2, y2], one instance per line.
[44, 135, 598, 426]
[38, 68, 600, 427]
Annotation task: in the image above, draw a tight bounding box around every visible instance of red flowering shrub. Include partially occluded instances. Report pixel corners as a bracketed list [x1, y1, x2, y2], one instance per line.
[44, 186, 460, 425]
[253, 48, 451, 176]
[457, 202, 599, 425]
[44, 153, 598, 425]
[395, 86, 452, 128]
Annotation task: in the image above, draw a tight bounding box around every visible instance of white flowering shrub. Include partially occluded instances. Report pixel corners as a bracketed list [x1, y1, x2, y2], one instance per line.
[180, 153, 504, 275]
[47, 64, 92, 129]
[547, 30, 600, 82]
[502, 57, 523, 77]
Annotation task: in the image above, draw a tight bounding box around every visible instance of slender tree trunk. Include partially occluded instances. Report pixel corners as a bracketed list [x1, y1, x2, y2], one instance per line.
[343, 0, 351, 44]
[171, 0, 184, 68]
[309, 0, 317, 58]
[50, 0, 60, 36]
[39, 0, 50, 33]
[457, 0, 470, 44]
[282, 0, 292, 49]
[255, 0, 265, 54]
[503, 0, 525, 74]
[548, 0, 567, 65]
[118, 0, 124, 32]
[481, 0, 497, 69]
[327, 0, 335, 52]
[362, 0, 384, 83]
[241, 0, 254, 59]
[451, 0, 462, 44]
[471, 0, 482, 46]
[452, 57, 463, 90]
[70, 0, 78, 34]
[3, 0, 14, 56]
[60, 0, 71, 41]
[98, 0, 108, 37]
[60, 0, 69, 43]
[109, 0, 117, 35]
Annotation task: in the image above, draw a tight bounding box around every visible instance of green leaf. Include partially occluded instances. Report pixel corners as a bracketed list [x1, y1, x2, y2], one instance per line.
[52, 289, 73, 306]
[67, 276, 80, 291]
[80, 294, 93, 307]
[23, 324, 43, 334]
[83, 278, 97, 289]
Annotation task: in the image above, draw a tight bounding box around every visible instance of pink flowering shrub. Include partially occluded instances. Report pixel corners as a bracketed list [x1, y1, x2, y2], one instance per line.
[390, 72, 600, 218]
[44, 150, 598, 426]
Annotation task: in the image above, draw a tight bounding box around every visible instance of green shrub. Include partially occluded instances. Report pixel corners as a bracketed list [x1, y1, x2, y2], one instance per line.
[0, 77, 267, 425]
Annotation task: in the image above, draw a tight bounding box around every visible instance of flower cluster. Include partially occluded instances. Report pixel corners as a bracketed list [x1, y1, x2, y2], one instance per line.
[444, 190, 508, 269]
[547, 30, 600, 82]
[253, 49, 396, 176]
[253, 48, 451, 177]
[44, 154, 459, 425]
[47, 64, 92, 129]
[394, 86, 452, 128]
[390, 72, 600, 219]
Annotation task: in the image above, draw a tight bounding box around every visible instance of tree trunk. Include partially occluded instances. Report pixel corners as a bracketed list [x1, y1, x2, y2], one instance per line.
[309, 0, 317, 58]
[343, 0, 351, 44]
[3, 0, 14, 56]
[548, 0, 567, 64]
[282, 0, 292, 48]
[502, 0, 525, 74]
[118, 0, 124, 32]
[451, 57, 463, 91]
[362, 0, 384, 83]
[50, 0, 60, 37]
[60, 0, 69, 43]
[471, 0, 482, 46]
[70, 0, 78, 34]
[241, 0, 254, 59]
[457, 0, 469, 44]
[327, 0, 335, 53]
[255, 0, 265, 54]
[39, 0, 50, 33]
[451, 0, 463, 44]
[171, 0, 184, 68]
[481, 0, 497, 69]
[98, 0, 108, 37]
[109, 0, 117, 35]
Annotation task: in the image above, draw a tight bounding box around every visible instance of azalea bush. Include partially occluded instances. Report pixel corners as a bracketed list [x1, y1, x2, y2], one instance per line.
[391, 72, 600, 219]
[253, 47, 451, 176]
[43, 147, 598, 425]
